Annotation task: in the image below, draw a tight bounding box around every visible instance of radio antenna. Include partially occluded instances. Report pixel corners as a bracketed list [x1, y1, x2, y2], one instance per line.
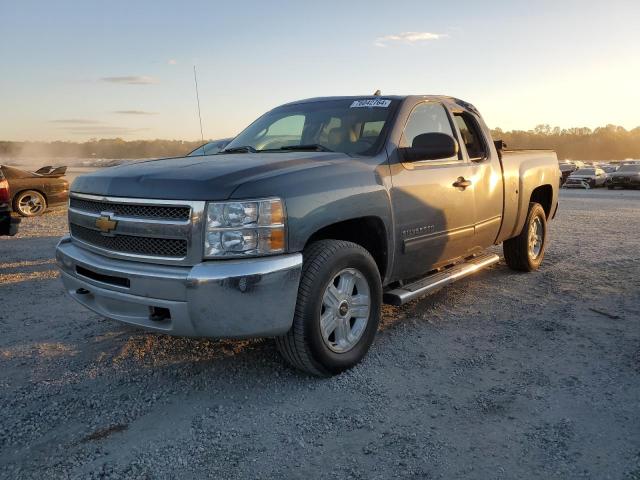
[193, 65, 205, 155]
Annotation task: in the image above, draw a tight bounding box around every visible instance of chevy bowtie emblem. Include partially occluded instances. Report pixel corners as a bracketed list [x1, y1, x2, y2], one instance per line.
[95, 215, 117, 233]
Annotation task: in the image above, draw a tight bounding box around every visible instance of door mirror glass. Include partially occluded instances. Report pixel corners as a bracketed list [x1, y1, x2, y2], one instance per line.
[399, 133, 459, 162]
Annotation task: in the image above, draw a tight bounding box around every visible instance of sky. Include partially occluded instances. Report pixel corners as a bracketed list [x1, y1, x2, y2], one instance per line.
[1, 0, 639, 141]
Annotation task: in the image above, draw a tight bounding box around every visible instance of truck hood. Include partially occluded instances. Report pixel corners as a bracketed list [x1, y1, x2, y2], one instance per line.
[71, 152, 352, 200]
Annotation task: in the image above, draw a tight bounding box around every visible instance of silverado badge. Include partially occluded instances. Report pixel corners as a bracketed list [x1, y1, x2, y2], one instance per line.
[95, 215, 117, 234]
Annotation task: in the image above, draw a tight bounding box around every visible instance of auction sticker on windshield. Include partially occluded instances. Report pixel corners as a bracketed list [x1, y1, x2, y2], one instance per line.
[350, 99, 391, 108]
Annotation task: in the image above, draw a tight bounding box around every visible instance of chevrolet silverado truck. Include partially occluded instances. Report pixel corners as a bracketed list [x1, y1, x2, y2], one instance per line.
[56, 95, 559, 376]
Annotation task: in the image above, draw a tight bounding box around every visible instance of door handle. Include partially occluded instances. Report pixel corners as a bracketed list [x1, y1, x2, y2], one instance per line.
[452, 177, 472, 189]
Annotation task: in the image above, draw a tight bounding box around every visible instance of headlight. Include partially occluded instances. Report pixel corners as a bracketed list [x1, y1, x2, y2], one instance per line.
[204, 198, 285, 258]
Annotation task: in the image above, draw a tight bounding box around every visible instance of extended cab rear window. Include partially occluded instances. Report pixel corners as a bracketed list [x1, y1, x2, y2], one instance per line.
[454, 113, 487, 160]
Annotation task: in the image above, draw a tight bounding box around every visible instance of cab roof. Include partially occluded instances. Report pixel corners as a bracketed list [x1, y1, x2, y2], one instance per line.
[281, 95, 479, 115]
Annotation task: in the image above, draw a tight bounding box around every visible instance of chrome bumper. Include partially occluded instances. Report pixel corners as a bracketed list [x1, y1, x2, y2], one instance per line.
[56, 236, 303, 338]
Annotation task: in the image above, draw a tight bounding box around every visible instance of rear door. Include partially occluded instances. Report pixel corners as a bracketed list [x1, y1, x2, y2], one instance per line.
[451, 111, 503, 247]
[388, 101, 477, 280]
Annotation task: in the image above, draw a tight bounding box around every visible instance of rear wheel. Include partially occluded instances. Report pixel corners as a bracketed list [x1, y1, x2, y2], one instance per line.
[503, 202, 547, 272]
[14, 190, 47, 217]
[275, 240, 381, 376]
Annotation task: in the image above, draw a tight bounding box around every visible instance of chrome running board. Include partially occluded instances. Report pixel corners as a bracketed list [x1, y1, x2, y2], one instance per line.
[383, 253, 500, 306]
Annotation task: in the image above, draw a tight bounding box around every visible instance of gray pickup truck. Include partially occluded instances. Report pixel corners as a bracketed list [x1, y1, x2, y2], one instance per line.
[56, 95, 559, 376]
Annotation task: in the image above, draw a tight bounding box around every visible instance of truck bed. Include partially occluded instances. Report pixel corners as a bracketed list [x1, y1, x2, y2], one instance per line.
[496, 149, 559, 243]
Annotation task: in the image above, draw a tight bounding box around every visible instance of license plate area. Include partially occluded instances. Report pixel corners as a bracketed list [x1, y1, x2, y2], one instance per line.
[76, 265, 130, 288]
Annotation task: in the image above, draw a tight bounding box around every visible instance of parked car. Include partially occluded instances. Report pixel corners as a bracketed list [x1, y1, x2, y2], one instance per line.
[601, 164, 620, 184]
[187, 138, 233, 157]
[563, 167, 607, 188]
[57, 94, 559, 376]
[0, 165, 69, 216]
[0, 169, 20, 235]
[559, 162, 578, 185]
[607, 164, 640, 189]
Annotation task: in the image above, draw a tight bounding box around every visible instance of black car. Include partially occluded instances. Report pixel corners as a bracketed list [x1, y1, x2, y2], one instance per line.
[0, 169, 20, 235]
[607, 164, 640, 189]
[186, 138, 233, 156]
[0, 165, 69, 216]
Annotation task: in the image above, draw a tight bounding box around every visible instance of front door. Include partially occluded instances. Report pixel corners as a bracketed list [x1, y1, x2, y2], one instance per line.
[389, 101, 476, 280]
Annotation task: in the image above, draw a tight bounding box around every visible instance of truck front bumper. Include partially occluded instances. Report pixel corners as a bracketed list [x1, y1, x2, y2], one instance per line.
[55, 236, 303, 338]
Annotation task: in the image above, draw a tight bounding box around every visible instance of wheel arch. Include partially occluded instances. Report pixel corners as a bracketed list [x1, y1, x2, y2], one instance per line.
[304, 216, 389, 283]
[530, 184, 553, 218]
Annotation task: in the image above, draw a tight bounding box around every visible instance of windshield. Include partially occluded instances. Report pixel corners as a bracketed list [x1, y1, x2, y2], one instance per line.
[618, 164, 640, 172]
[223, 98, 399, 156]
[573, 168, 595, 175]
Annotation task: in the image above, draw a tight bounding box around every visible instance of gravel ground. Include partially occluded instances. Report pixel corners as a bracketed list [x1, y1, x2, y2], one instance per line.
[1, 189, 639, 479]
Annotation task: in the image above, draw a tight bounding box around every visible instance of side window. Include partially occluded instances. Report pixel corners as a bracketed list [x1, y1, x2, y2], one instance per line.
[400, 102, 458, 161]
[454, 113, 487, 160]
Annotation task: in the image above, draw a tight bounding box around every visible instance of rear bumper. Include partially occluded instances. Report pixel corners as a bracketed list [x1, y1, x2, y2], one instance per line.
[55, 236, 303, 338]
[47, 190, 69, 207]
[563, 181, 590, 189]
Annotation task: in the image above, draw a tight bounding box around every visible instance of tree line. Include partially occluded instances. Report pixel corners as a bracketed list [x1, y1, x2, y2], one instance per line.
[491, 124, 640, 161]
[0, 138, 204, 160]
[1, 124, 639, 160]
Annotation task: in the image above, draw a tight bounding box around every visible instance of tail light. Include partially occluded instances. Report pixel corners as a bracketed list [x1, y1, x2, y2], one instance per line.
[0, 179, 10, 203]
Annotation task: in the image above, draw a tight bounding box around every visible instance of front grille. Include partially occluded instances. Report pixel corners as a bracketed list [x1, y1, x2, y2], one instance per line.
[70, 224, 188, 258]
[70, 197, 191, 221]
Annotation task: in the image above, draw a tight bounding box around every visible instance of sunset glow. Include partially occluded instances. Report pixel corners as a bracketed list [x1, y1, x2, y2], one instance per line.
[1, 0, 639, 141]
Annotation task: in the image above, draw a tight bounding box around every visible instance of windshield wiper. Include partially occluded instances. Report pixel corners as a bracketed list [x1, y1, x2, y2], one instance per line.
[278, 144, 333, 152]
[222, 145, 257, 153]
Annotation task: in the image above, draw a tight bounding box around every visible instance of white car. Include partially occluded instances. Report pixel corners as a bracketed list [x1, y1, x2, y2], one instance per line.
[563, 167, 607, 188]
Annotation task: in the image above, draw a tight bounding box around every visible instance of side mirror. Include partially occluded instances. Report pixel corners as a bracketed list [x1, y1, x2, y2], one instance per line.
[399, 133, 458, 162]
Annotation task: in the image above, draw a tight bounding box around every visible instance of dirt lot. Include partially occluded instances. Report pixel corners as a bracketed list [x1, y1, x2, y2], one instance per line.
[1, 189, 639, 480]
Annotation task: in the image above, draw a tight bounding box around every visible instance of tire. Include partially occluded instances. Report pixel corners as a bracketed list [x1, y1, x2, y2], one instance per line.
[275, 240, 382, 376]
[14, 190, 47, 217]
[503, 202, 547, 272]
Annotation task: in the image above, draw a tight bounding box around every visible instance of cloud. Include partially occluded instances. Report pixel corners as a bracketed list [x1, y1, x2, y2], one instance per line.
[167, 59, 177, 65]
[113, 110, 158, 115]
[55, 126, 150, 136]
[49, 119, 104, 124]
[100, 76, 158, 85]
[374, 31, 446, 47]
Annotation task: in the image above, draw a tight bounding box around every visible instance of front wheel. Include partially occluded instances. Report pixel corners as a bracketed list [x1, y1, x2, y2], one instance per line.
[275, 240, 382, 376]
[503, 202, 547, 272]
